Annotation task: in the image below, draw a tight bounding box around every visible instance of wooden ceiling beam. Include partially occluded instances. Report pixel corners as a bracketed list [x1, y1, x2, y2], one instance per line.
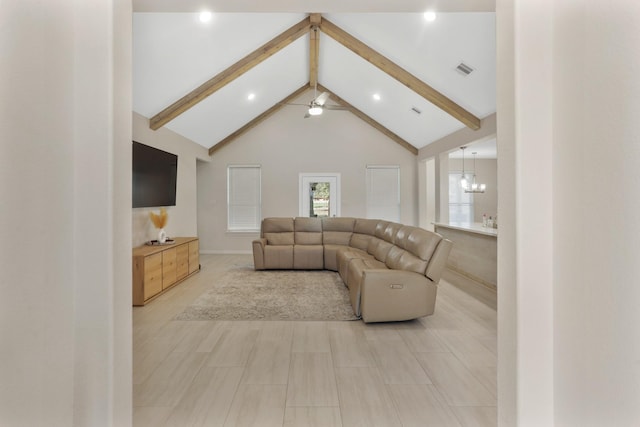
[309, 13, 322, 88]
[150, 17, 312, 130]
[317, 84, 418, 155]
[208, 84, 310, 156]
[319, 18, 481, 131]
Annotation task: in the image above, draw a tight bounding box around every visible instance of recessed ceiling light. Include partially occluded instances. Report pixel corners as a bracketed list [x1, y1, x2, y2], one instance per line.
[373, 93, 381, 101]
[199, 11, 212, 23]
[247, 93, 255, 101]
[424, 11, 437, 22]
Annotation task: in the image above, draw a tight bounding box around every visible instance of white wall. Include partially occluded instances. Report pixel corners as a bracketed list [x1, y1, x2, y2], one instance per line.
[498, 1, 640, 425]
[0, 1, 132, 426]
[197, 89, 419, 253]
[551, 2, 640, 425]
[132, 112, 210, 246]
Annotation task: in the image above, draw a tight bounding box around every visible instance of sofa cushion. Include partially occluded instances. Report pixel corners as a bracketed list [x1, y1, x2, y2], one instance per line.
[263, 217, 294, 246]
[394, 225, 414, 249]
[264, 245, 294, 269]
[407, 228, 442, 261]
[397, 251, 429, 275]
[294, 217, 323, 245]
[381, 222, 402, 243]
[374, 221, 390, 239]
[294, 245, 324, 269]
[349, 233, 373, 251]
[368, 237, 393, 263]
[336, 247, 372, 284]
[384, 245, 405, 269]
[353, 218, 379, 235]
[322, 217, 355, 232]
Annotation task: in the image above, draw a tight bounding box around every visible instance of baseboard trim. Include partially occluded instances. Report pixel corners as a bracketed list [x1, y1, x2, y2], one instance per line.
[442, 268, 497, 310]
[200, 250, 253, 255]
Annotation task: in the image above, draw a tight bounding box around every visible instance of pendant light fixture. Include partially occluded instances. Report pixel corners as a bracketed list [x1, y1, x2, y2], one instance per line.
[459, 146, 486, 193]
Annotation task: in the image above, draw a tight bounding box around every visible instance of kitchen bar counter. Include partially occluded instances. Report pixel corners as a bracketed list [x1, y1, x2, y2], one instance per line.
[434, 222, 497, 289]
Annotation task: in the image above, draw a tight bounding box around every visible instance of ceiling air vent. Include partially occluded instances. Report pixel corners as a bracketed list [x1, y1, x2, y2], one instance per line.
[456, 62, 474, 76]
[411, 107, 422, 114]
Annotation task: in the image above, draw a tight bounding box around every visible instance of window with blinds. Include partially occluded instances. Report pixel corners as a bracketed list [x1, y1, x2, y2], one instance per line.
[448, 171, 474, 223]
[366, 165, 400, 222]
[227, 165, 261, 232]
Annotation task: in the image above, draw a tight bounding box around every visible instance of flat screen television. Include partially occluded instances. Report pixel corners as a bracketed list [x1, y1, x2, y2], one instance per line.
[132, 141, 178, 208]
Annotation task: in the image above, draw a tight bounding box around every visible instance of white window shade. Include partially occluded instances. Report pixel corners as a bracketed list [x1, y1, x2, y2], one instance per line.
[448, 171, 474, 223]
[227, 165, 261, 231]
[366, 165, 400, 222]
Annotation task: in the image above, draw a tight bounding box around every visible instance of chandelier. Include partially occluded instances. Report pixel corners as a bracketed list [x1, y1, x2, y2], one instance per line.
[460, 146, 486, 193]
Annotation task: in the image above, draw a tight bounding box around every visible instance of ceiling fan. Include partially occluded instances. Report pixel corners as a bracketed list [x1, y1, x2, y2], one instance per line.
[286, 86, 350, 118]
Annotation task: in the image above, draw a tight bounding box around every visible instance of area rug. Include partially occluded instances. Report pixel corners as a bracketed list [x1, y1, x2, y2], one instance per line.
[175, 267, 359, 321]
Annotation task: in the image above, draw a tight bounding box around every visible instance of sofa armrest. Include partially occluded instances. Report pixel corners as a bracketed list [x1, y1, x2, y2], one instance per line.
[425, 238, 452, 283]
[360, 269, 437, 323]
[252, 238, 267, 270]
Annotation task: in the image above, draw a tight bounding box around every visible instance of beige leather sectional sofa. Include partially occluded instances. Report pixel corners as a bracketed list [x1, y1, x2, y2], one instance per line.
[252, 217, 452, 323]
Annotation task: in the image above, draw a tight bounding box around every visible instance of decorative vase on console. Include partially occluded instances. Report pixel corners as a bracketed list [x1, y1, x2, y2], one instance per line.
[149, 208, 168, 243]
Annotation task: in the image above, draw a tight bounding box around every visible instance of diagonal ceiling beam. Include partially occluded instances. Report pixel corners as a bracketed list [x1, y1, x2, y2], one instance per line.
[319, 18, 481, 131]
[317, 84, 418, 155]
[208, 84, 310, 156]
[309, 14, 321, 88]
[150, 17, 312, 130]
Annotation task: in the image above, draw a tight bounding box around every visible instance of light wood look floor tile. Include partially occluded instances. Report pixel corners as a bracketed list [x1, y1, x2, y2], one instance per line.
[134, 351, 209, 407]
[163, 367, 243, 427]
[223, 384, 287, 427]
[286, 352, 339, 407]
[395, 321, 449, 353]
[283, 407, 342, 427]
[416, 352, 496, 407]
[387, 384, 463, 427]
[132, 406, 172, 426]
[335, 367, 401, 427]
[329, 322, 376, 368]
[292, 322, 331, 353]
[206, 327, 259, 368]
[241, 341, 292, 385]
[452, 406, 498, 427]
[132, 255, 497, 427]
[367, 337, 431, 385]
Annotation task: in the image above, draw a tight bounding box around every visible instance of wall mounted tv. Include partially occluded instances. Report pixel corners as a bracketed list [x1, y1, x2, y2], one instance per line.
[132, 141, 178, 208]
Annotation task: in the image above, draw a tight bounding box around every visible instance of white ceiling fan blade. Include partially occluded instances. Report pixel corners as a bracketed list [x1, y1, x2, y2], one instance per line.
[323, 104, 349, 111]
[314, 91, 330, 106]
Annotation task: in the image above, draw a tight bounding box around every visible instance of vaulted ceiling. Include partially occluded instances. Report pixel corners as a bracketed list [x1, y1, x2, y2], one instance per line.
[133, 2, 496, 156]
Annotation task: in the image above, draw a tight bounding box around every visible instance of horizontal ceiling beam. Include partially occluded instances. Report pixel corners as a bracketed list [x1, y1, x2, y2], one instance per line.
[208, 84, 310, 156]
[150, 17, 312, 130]
[317, 84, 418, 155]
[319, 18, 481, 131]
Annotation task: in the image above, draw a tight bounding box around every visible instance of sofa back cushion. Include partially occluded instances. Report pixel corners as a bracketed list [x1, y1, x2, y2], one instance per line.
[262, 217, 294, 245]
[381, 222, 402, 243]
[374, 221, 390, 239]
[294, 217, 323, 245]
[367, 237, 393, 263]
[394, 225, 414, 249]
[350, 219, 379, 250]
[322, 217, 355, 245]
[407, 228, 442, 262]
[353, 218, 379, 235]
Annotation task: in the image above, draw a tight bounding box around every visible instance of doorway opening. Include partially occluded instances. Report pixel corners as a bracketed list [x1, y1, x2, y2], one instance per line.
[299, 173, 341, 218]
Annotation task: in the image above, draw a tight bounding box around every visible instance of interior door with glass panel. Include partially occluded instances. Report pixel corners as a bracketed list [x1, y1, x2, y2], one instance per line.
[299, 173, 340, 218]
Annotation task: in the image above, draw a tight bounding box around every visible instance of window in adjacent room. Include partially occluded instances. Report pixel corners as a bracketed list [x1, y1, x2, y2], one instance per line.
[449, 171, 474, 223]
[227, 165, 261, 232]
[366, 165, 400, 222]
